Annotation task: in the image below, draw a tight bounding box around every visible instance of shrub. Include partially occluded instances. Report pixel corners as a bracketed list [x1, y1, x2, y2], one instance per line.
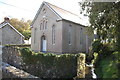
[86, 53, 94, 64]
[94, 51, 120, 78]
[20, 47, 33, 64]
[92, 40, 113, 58]
[92, 39, 119, 78]
[5, 44, 30, 48]
[100, 43, 113, 57]
[92, 39, 103, 53]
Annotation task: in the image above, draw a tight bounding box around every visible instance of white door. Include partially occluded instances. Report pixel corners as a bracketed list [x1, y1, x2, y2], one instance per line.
[41, 36, 47, 52]
[42, 40, 47, 51]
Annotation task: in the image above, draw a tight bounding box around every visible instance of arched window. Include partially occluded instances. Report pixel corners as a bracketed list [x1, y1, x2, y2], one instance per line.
[43, 8, 46, 13]
[68, 26, 72, 45]
[45, 21, 47, 29]
[40, 23, 42, 30]
[52, 25, 55, 45]
[40, 19, 48, 30]
[43, 20, 45, 30]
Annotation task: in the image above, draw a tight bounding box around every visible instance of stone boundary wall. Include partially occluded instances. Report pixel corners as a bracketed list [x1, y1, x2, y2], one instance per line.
[2, 62, 39, 79]
[2, 46, 86, 78]
[2, 46, 22, 68]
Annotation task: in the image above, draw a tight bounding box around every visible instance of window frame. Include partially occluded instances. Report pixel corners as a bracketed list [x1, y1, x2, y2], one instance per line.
[40, 22, 42, 30]
[80, 28, 83, 45]
[68, 25, 72, 45]
[34, 28, 37, 44]
[52, 25, 55, 45]
[45, 20, 47, 29]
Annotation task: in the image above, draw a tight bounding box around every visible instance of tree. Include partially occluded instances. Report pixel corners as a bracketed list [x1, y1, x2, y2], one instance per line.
[79, 1, 120, 51]
[9, 18, 32, 40]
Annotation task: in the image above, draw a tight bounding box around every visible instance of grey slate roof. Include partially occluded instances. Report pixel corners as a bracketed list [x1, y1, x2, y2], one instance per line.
[31, 1, 86, 27]
[46, 2, 85, 25]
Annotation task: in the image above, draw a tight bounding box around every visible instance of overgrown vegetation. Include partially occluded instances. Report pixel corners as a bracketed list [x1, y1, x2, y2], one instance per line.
[94, 52, 120, 78]
[20, 47, 78, 64]
[19, 47, 82, 78]
[80, 1, 120, 51]
[79, 1, 120, 78]
[91, 40, 120, 78]
[5, 44, 30, 47]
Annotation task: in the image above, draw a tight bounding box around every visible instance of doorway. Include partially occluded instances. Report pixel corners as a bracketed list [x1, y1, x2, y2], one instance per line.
[41, 35, 47, 52]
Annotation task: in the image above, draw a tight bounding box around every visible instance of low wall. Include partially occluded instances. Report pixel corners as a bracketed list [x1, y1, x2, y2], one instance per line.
[2, 62, 39, 78]
[2, 46, 22, 68]
[2, 46, 86, 78]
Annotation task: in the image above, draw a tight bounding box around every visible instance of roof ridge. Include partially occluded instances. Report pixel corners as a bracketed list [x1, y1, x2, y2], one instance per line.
[0, 22, 24, 37]
[31, 1, 85, 27]
[44, 1, 80, 18]
[0, 21, 5, 25]
[44, 1, 62, 19]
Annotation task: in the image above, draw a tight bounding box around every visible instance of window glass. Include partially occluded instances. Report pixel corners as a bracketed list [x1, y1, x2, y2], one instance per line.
[40, 23, 42, 30]
[80, 28, 83, 44]
[52, 25, 55, 45]
[68, 26, 72, 45]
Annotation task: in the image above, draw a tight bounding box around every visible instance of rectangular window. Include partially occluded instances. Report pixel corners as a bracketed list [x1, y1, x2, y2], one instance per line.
[34, 28, 36, 44]
[52, 26, 55, 45]
[40, 23, 42, 30]
[80, 28, 83, 44]
[45, 21, 47, 29]
[43, 20, 45, 30]
[68, 26, 72, 45]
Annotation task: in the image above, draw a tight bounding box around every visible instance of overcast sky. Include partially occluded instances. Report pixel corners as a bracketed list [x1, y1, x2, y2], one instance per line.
[0, 0, 89, 24]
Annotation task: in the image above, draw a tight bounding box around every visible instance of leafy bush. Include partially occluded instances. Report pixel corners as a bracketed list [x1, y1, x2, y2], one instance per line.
[92, 40, 113, 58]
[5, 44, 30, 47]
[92, 40, 103, 53]
[92, 40, 119, 78]
[94, 51, 120, 78]
[88, 40, 102, 64]
[100, 43, 113, 57]
[86, 53, 94, 64]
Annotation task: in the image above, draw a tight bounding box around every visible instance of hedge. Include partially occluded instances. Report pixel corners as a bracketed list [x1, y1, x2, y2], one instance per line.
[5, 44, 31, 47]
[19, 47, 85, 78]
